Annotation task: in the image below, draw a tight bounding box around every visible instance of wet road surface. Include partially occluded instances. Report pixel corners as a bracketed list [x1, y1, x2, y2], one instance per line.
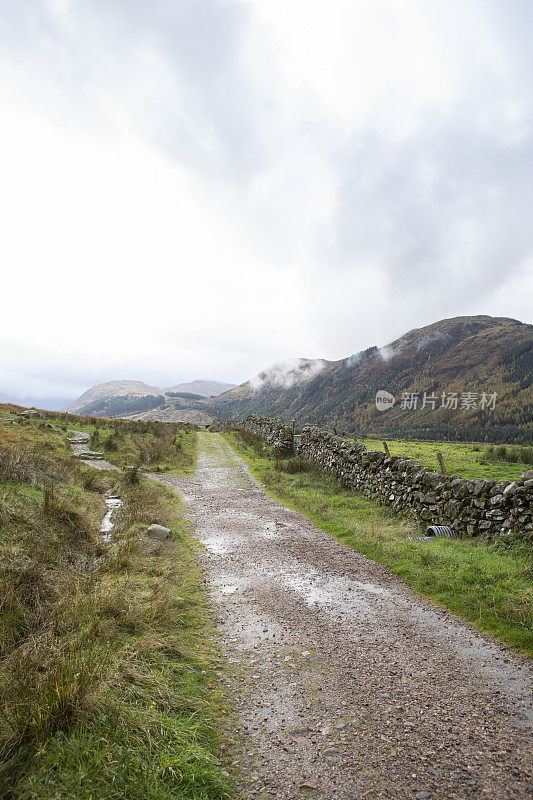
[153, 432, 532, 800]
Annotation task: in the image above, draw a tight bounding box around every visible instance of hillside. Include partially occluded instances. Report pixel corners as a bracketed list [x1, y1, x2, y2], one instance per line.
[166, 379, 236, 397]
[122, 395, 214, 426]
[68, 378, 235, 418]
[213, 316, 533, 443]
[0, 409, 230, 797]
[67, 380, 164, 413]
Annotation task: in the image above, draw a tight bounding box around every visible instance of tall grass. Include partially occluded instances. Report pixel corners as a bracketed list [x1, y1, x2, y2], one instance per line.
[0, 418, 229, 799]
[0, 426, 72, 486]
[0, 426, 110, 769]
[101, 426, 197, 474]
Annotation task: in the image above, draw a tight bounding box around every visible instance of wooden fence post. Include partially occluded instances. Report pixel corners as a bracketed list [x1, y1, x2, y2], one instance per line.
[436, 451, 447, 476]
[382, 441, 390, 457]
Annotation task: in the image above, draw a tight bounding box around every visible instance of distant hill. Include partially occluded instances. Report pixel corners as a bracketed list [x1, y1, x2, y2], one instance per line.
[165, 391, 205, 401]
[120, 392, 216, 426]
[67, 377, 234, 420]
[213, 316, 533, 444]
[122, 403, 214, 426]
[165, 380, 236, 397]
[67, 380, 164, 414]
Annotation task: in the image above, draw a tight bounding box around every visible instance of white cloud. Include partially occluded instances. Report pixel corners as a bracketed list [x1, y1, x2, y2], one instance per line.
[0, 0, 531, 402]
[250, 359, 327, 391]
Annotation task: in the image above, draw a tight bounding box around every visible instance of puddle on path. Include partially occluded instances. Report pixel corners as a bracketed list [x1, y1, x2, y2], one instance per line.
[354, 580, 390, 596]
[283, 573, 376, 616]
[227, 606, 287, 650]
[204, 536, 229, 555]
[211, 572, 250, 600]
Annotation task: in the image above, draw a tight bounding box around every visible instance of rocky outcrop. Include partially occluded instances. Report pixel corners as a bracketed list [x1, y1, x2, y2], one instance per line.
[231, 415, 533, 539]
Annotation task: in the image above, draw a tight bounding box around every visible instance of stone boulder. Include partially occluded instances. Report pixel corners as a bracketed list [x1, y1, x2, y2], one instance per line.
[147, 524, 171, 540]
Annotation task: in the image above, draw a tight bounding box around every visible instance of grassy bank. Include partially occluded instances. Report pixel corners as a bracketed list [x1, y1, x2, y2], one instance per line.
[224, 431, 533, 656]
[81, 420, 197, 474]
[1, 405, 197, 475]
[0, 417, 230, 799]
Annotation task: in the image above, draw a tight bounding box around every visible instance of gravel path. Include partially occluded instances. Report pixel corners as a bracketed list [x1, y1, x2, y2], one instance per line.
[153, 432, 532, 800]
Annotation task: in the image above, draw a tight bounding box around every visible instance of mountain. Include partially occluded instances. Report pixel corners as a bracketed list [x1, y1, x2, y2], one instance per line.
[213, 316, 533, 444]
[165, 379, 236, 397]
[67, 380, 164, 414]
[67, 378, 235, 421]
[122, 365, 327, 426]
[62, 317, 532, 440]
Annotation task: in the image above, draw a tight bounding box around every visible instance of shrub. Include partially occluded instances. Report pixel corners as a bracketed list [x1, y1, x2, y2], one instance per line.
[238, 429, 265, 455]
[481, 443, 533, 466]
[89, 427, 101, 449]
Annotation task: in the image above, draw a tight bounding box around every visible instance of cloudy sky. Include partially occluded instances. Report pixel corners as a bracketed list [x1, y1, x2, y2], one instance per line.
[1, 0, 532, 404]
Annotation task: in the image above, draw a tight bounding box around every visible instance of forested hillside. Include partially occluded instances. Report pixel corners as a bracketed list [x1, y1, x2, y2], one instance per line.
[214, 316, 533, 443]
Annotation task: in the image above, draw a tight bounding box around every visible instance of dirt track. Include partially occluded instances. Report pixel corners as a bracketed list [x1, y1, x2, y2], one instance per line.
[153, 432, 532, 800]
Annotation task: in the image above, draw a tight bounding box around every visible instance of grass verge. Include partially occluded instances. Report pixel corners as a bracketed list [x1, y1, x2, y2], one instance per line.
[0, 419, 230, 799]
[224, 431, 533, 656]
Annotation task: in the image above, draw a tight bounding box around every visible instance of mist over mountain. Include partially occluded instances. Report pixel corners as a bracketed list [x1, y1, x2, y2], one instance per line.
[213, 316, 533, 443]
[249, 359, 332, 391]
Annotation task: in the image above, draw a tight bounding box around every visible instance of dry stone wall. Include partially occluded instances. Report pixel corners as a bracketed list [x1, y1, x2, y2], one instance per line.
[232, 415, 294, 455]
[231, 415, 533, 539]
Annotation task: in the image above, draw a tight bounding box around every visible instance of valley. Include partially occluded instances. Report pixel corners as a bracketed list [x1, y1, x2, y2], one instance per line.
[1, 407, 531, 798]
[1, 319, 532, 800]
[3, 5, 532, 798]
[64, 315, 533, 444]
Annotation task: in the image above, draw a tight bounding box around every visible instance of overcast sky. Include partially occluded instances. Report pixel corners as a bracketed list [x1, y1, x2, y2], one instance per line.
[1, 0, 532, 403]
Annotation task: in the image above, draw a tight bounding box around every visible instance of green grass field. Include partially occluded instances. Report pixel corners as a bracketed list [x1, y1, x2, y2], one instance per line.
[225, 431, 533, 656]
[0, 413, 230, 799]
[358, 436, 531, 481]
